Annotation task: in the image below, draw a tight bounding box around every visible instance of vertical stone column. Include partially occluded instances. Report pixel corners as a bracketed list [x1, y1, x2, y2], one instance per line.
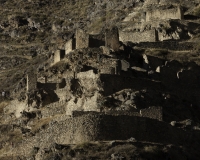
[65, 39, 73, 55]
[76, 29, 89, 49]
[27, 72, 37, 92]
[177, 6, 184, 20]
[105, 27, 120, 52]
[54, 50, 61, 64]
[26, 74, 29, 92]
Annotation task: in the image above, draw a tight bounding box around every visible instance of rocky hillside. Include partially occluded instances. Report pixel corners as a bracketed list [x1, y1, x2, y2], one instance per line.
[1, 0, 200, 160]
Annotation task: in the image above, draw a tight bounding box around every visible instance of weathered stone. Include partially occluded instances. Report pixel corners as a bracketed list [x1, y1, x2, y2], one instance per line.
[185, 119, 192, 126]
[54, 50, 65, 64]
[170, 121, 176, 126]
[76, 29, 89, 49]
[146, 6, 183, 22]
[121, 60, 130, 71]
[127, 137, 137, 142]
[65, 39, 75, 55]
[119, 29, 157, 43]
[125, 100, 134, 105]
[100, 46, 110, 55]
[118, 94, 125, 102]
[105, 27, 120, 51]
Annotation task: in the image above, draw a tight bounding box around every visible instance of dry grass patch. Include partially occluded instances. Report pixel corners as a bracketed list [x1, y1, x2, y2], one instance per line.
[0, 101, 10, 114]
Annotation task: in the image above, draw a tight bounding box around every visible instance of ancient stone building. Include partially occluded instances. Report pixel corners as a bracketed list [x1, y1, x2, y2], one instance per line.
[146, 6, 183, 21]
[119, 29, 158, 43]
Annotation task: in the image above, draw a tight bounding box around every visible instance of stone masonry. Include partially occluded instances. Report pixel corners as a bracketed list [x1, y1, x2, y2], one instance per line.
[119, 29, 157, 43]
[146, 6, 183, 22]
[105, 27, 120, 51]
[76, 29, 89, 49]
[65, 39, 75, 55]
[54, 50, 65, 64]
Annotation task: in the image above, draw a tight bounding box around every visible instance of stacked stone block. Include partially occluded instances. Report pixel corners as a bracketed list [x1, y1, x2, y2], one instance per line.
[105, 27, 120, 51]
[76, 29, 89, 49]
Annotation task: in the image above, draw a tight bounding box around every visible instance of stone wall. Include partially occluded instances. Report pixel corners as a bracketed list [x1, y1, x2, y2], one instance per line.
[64, 70, 103, 115]
[76, 29, 89, 49]
[119, 29, 157, 43]
[100, 74, 161, 96]
[146, 7, 183, 21]
[16, 114, 187, 156]
[72, 106, 162, 121]
[135, 42, 195, 51]
[89, 34, 105, 48]
[140, 106, 162, 121]
[100, 58, 121, 75]
[41, 100, 66, 118]
[105, 27, 120, 51]
[27, 73, 37, 92]
[54, 50, 65, 64]
[65, 39, 76, 55]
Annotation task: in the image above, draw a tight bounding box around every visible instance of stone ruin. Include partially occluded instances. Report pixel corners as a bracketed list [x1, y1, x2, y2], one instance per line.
[53, 28, 120, 64]
[119, 4, 186, 43]
[54, 49, 65, 64]
[75, 29, 89, 49]
[26, 70, 37, 93]
[146, 6, 183, 22]
[4, 8, 200, 157]
[105, 27, 120, 51]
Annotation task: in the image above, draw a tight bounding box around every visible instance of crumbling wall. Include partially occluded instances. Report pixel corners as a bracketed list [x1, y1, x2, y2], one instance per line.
[146, 7, 183, 21]
[41, 101, 66, 118]
[100, 58, 120, 75]
[119, 29, 157, 43]
[89, 34, 105, 48]
[76, 29, 89, 49]
[27, 73, 37, 92]
[65, 39, 75, 55]
[64, 70, 103, 115]
[71, 107, 162, 121]
[16, 114, 187, 156]
[54, 50, 65, 64]
[100, 74, 161, 96]
[135, 42, 195, 51]
[140, 106, 162, 121]
[105, 27, 120, 51]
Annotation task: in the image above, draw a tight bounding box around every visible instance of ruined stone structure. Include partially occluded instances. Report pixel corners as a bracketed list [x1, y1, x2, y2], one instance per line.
[63, 28, 118, 58]
[65, 39, 75, 55]
[119, 4, 186, 43]
[26, 73, 37, 93]
[76, 29, 89, 49]
[135, 41, 195, 51]
[54, 50, 65, 64]
[105, 27, 120, 51]
[119, 29, 158, 43]
[100, 58, 121, 75]
[72, 106, 163, 121]
[146, 6, 183, 22]
[13, 113, 187, 157]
